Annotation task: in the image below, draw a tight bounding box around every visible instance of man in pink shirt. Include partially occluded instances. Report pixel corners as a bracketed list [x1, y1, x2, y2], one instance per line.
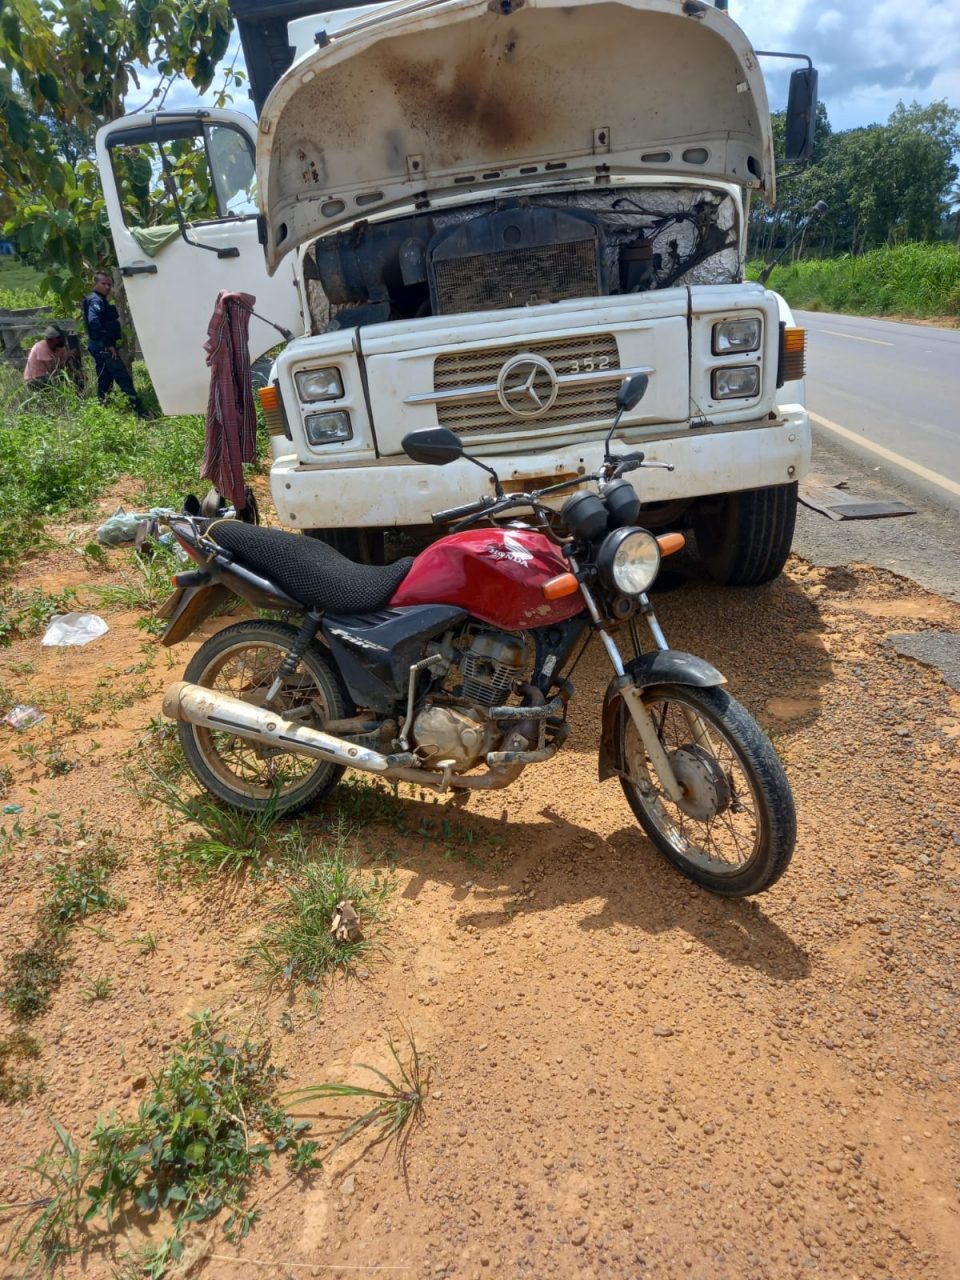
[23, 325, 77, 388]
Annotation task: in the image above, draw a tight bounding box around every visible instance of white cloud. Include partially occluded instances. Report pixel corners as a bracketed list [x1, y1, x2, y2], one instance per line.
[732, 0, 960, 129]
[129, 2, 959, 136]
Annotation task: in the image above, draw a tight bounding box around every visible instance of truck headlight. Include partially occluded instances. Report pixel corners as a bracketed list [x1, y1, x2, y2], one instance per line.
[713, 318, 761, 354]
[712, 366, 760, 399]
[597, 528, 661, 595]
[304, 410, 352, 444]
[295, 367, 343, 401]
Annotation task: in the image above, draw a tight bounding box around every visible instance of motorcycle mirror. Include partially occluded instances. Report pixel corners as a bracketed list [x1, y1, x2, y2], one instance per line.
[401, 428, 464, 466]
[616, 373, 649, 412]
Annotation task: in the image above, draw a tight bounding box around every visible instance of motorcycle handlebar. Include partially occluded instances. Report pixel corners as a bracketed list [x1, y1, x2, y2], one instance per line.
[431, 496, 497, 525]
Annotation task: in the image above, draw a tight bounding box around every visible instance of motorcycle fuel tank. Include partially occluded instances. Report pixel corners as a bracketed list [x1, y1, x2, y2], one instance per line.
[390, 527, 584, 630]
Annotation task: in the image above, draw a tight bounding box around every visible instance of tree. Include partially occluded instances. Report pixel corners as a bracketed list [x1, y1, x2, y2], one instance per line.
[0, 0, 238, 305]
[751, 98, 960, 261]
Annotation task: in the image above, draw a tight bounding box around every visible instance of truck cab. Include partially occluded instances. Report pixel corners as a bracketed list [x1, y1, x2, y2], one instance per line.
[95, 0, 817, 582]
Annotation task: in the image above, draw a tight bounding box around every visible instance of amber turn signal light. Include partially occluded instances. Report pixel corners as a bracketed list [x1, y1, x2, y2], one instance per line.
[258, 385, 288, 437]
[779, 326, 806, 385]
[542, 572, 580, 601]
[656, 532, 686, 557]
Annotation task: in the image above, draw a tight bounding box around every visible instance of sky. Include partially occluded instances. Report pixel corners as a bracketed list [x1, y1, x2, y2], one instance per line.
[149, 0, 960, 134]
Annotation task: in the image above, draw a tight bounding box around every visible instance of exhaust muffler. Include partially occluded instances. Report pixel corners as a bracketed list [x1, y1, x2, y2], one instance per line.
[163, 682, 541, 794]
[162, 682, 395, 774]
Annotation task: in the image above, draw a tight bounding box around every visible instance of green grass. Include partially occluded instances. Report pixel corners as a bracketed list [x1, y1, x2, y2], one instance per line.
[89, 545, 182, 612]
[287, 1027, 427, 1162]
[2, 1012, 321, 1273]
[0, 585, 78, 647]
[749, 242, 960, 320]
[1, 837, 123, 1022]
[0, 256, 50, 307]
[0, 364, 207, 580]
[249, 830, 394, 990]
[150, 774, 288, 880]
[0, 1029, 43, 1105]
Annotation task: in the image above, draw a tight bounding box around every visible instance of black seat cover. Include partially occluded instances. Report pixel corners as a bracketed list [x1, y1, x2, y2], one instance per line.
[209, 522, 414, 613]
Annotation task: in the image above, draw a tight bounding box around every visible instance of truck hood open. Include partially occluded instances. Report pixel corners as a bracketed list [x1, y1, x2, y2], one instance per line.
[257, 0, 774, 273]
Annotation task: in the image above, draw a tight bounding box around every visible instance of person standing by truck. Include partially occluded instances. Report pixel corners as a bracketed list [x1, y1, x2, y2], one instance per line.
[81, 271, 147, 417]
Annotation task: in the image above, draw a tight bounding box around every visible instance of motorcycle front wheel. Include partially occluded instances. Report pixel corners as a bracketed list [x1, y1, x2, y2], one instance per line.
[617, 683, 795, 896]
[178, 620, 348, 817]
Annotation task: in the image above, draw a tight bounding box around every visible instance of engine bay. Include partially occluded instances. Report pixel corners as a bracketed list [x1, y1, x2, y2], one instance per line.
[302, 186, 740, 330]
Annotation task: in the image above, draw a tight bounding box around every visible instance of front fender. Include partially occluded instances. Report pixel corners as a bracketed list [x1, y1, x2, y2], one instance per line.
[598, 650, 726, 781]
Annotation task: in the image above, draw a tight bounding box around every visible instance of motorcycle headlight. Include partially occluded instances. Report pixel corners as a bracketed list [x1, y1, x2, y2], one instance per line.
[597, 528, 661, 595]
[295, 367, 344, 401]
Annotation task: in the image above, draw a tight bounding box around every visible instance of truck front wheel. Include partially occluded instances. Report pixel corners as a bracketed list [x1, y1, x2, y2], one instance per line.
[692, 482, 798, 587]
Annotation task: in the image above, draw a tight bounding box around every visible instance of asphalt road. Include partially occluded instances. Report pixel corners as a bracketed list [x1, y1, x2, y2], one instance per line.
[791, 310, 960, 605]
[796, 310, 960, 494]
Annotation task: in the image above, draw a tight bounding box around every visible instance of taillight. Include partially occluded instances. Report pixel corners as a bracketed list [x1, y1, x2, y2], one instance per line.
[778, 326, 806, 386]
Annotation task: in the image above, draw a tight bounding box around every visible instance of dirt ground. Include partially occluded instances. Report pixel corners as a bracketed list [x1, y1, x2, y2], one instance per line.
[0, 495, 958, 1280]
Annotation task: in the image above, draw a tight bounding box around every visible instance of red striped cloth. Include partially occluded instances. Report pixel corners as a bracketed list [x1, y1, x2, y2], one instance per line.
[201, 290, 258, 512]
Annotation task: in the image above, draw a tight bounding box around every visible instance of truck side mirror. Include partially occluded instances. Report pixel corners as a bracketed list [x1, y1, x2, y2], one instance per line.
[785, 67, 819, 164]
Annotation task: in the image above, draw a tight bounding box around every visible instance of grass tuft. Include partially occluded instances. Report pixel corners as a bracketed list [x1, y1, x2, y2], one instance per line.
[0, 1029, 43, 1104]
[150, 772, 285, 879]
[0, 586, 78, 647]
[287, 1027, 428, 1163]
[89, 545, 182, 613]
[2, 1012, 321, 1272]
[1, 835, 123, 1022]
[248, 829, 394, 990]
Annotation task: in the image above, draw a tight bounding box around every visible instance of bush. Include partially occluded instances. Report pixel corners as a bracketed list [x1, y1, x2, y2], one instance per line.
[748, 243, 960, 320]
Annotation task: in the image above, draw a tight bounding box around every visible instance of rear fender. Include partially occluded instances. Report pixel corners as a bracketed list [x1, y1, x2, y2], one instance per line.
[598, 650, 726, 781]
[159, 583, 233, 647]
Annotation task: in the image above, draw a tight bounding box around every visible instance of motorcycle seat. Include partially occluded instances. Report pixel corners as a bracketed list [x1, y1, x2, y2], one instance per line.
[207, 521, 414, 613]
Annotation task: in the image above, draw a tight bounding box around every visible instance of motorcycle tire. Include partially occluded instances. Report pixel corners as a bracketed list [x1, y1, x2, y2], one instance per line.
[617, 683, 795, 896]
[178, 620, 348, 817]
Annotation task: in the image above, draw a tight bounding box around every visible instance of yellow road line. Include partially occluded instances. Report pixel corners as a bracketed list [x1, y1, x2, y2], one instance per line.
[820, 329, 894, 347]
[808, 410, 960, 499]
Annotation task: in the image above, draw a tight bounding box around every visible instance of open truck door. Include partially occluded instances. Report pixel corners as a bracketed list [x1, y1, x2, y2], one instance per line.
[95, 110, 304, 415]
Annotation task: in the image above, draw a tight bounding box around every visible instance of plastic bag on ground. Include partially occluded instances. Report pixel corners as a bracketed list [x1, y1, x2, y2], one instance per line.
[41, 613, 109, 647]
[3, 705, 46, 730]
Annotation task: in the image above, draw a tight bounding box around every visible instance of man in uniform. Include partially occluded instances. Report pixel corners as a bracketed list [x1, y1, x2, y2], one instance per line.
[81, 271, 147, 417]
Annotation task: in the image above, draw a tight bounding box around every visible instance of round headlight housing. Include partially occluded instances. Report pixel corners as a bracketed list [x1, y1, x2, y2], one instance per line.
[561, 490, 608, 542]
[597, 528, 661, 595]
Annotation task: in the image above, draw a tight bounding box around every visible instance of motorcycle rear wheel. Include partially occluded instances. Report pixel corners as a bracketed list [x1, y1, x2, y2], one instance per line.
[618, 683, 795, 896]
[178, 620, 347, 817]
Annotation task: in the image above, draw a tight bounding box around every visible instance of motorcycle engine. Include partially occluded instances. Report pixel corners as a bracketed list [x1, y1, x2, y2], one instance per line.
[411, 630, 529, 771]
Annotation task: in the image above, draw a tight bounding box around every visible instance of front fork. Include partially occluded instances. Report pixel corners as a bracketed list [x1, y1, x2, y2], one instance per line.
[573, 566, 712, 804]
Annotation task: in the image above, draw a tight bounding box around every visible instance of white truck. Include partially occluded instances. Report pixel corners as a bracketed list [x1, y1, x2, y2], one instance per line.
[95, 0, 817, 582]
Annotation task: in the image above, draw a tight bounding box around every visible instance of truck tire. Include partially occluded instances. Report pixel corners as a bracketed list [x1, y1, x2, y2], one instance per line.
[693, 482, 798, 587]
[305, 527, 385, 565]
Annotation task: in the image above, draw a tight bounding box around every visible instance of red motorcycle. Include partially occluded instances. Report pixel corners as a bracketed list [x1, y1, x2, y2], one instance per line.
[158, 375, 795, 896]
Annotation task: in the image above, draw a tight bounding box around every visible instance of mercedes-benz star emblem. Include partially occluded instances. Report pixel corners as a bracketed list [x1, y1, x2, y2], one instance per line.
[496, 354, 559, 419]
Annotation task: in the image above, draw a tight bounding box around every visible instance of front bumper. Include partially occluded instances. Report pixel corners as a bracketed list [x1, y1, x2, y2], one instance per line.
[270, 406, 809, 530]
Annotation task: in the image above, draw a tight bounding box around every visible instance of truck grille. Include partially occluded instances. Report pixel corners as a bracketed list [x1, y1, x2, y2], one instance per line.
[434, 333, 621, 437]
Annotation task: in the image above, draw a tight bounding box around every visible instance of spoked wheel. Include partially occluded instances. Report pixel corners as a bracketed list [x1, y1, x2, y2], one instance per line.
[178, 620, 348, 816]
[618, 683, 796, 896]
